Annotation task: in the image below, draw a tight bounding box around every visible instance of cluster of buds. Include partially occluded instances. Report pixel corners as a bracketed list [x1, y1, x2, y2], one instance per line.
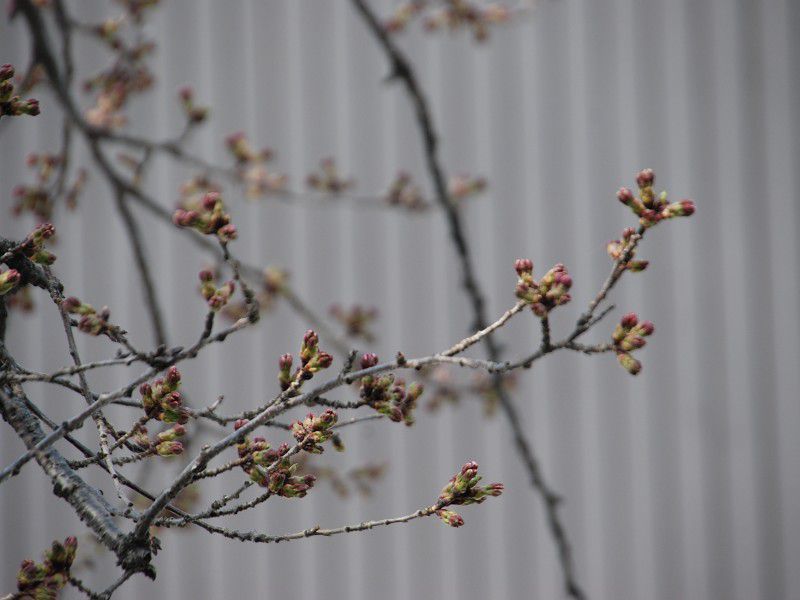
[92, 16, 125, 47]
[16, 537, 77, 598]
[11, 154, 60, 221]
[225, 132, 287, 198]
[358, 353, 423, 426]
[436, 461, 503, 527]
[296, 458, 385, 498]
[0, 64, 40, 117]
[234, 420, 316, 497]
[424, 366, 460, 413]
[471, 371, 518, 416]
[514, 259, 573, 317]
[62, 297, 122, 339]
[130, 423, 186, 457]
[198, 270, 235, 312]
[173, 191, 237, 242]
[291, 409, 338, 454]
[82, 15, 156, 129]
[178, 85, 208, 124]
[139, 366, 190, 424]
[18, 222, 57, 265]
[6, 284, 34, 312]
[226, 131, 273, 164]
[385, 1, 513, 42]
[385, 172, 429, 211]
[448, 173, 487, 201]
[0, 269, 22, 296]
[277, 330, 334, 393]
[11, 154, 86, 221]
[64, 168, 88, 211]
[222, 265, 287, 321]
[607, 227, 648, 272]
[85, 82, 130, 130]
[329, 303, 378, 342]
[118, 0, 160, 22]
[153, 424, 186, 456]
[306, 158, 354, 194]
[617, 169, 696, 228]
[384, 1, 426, 32]
[611, 313, 655, 375]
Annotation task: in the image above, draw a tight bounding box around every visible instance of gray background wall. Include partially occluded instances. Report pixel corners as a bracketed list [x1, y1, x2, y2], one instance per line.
[1, 0, 799, 598]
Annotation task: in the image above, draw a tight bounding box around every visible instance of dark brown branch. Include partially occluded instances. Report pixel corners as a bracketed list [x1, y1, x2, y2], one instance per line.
[350, 2, 585, 597]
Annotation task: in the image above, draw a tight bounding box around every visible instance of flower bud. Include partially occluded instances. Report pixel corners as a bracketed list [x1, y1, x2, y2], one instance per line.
[437, 509, 464, 528]
[0, 269, 21, 295]
[156, 440, 184, 456]
[636, 168, 655, 189]
[617, 352, 642, 375]
[514, 258, 533, 276]
[360, 352, 379, 369]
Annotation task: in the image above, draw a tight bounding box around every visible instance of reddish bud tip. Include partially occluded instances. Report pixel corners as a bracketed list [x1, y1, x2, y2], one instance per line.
[636, 168, 655, 188]
[360, 352, 379, 369]
[514, 258, 533, 275]
[617, 187, 635, 205]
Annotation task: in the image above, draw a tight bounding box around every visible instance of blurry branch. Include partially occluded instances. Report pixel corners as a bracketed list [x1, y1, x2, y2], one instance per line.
[350, 1, 585, 597]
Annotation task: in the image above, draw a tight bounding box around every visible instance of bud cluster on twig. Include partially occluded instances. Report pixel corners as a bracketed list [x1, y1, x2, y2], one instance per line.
[357, 353, 423, 425]
[514, 259, 573, 317]
[329, 303, 378, 342]
[448, 173, 487, 202]
[277, 330, 334, 393]
[223, 266, 288, 321]
[616, 168, 695, 228]
[172, 191, 237, 242]
[435, 461, 503, 527]
[62, 296, 123, 339]
[0, 64, 40, 117]
[198, 270, 235, 312]
[291, 409, 339, 454]
[139, 366, 189, 426]
[16, 537, 77, 599]
[130, 423, 187, 457]
[11, 154, 84, 222]
[226, 131, 287, 198]
[18, 222, 57, 265]
[607, 227, 648, 272]
[234, 419, 316, 497]
[306, 158, 354, 194]
[385, 171, 429, 211]
[177, 86, 208, 124]
[384, 1, 515, 42]
[612, 313, 655, 375]
[0, 268, 22, 296]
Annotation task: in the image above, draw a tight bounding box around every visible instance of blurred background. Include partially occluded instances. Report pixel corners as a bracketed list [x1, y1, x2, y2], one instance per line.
[1, 0, 798, 598]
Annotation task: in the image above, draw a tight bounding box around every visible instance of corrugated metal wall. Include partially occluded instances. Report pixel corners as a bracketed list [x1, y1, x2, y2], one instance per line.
[1, 0, 799, 598]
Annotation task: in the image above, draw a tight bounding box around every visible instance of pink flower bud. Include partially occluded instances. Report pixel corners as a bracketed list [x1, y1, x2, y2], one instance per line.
[360, 352, 379, 369]
[514, 258, 533, 276]
[315, 351, 333, 369]
[638, 321, 655, 336]
[617, 187, 635, 205]
[303, 329, 318, 348]
[202, 191, 220, 210]
[620, 313, 639, 328]
[165, 366, 181, 386]
[636, 168, 655, 188]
